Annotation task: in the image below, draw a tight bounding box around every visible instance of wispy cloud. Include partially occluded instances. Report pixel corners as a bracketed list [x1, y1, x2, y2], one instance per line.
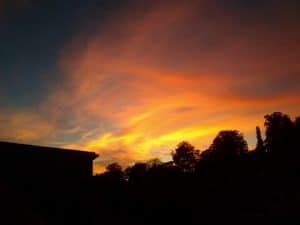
[1, 1, 300, 172]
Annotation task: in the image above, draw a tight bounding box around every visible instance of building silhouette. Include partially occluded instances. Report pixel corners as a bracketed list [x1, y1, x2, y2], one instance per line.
[0, 141, 98, 184]
[0, 141, 98, 225]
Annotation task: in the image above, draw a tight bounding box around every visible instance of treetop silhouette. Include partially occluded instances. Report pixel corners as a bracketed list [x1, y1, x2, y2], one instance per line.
[171, 141, 200, 172]
[207, 130, 248, 160]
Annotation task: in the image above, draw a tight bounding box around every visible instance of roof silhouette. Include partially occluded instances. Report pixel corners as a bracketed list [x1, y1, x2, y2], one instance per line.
[0, 141, 98, 159]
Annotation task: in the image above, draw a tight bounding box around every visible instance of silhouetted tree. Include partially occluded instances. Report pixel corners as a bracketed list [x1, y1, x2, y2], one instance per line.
[295, 117, 300, 136]
[195, 149, 215, 177]
[198, 149, 214, 161]
[208, 130, 248, 159]
[295, 117, 300, 128]
[125, 162, 148, 184]
[255, 126, 265, 153]
[106, 162, 123, 173]
[295, 117, 300, 149]
[104, 162, 125, 183]
[264, 112, 295, 154]
[146, 158, 162, 168]
[172, 141, 200, 172]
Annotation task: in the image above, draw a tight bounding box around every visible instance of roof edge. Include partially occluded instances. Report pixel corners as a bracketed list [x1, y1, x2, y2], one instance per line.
[0, 141, 99, 160]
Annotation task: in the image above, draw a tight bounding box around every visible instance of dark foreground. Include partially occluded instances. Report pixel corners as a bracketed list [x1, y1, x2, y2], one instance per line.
[1, 111, 300, 223]
[2, 158, 300, 225]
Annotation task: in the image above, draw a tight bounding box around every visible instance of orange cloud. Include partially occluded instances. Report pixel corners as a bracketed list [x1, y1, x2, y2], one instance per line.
[2, 1, 300, 173]
[51, 1, 300, 173]
[0, 110, 56, 143]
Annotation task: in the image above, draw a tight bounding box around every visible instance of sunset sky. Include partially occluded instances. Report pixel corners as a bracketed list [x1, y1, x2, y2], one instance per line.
[1, 0, 300, 172]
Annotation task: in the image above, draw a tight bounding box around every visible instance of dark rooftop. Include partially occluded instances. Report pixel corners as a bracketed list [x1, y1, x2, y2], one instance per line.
[0, 141, 98, 160]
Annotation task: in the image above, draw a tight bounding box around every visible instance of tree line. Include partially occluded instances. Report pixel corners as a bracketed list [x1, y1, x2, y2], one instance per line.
[98, 111, 300, 182]
[88, 111, 300, 220]
[3, 111, 300, 224]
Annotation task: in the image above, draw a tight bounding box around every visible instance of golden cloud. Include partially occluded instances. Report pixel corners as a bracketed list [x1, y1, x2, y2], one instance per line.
[52, 1, 300, 173]
[1, 1, 300, 173]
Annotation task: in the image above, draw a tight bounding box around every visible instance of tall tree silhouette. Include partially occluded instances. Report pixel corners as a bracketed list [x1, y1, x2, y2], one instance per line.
[208, 130, 248, 160]
[172, 141, 200, 172]
[295, 117, 300, 149]
[295, 117, 300, 135]
[255, 126, 265, 153]
[295, 117, 300, 128]
[264, 112, 295, 154]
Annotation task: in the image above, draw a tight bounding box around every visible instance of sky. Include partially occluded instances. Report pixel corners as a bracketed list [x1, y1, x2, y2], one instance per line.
[1, 0, 300, 173]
